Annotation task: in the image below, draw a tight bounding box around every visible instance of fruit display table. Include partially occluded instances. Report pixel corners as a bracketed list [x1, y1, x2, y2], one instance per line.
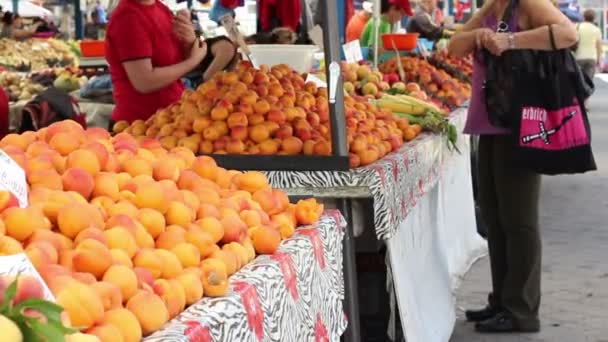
[143, 212, 348, 341]
[259, 107, 486, 342]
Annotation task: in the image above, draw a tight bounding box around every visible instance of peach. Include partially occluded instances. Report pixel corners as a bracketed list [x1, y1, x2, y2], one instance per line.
[62, 168, 95, 199]
[195, 217, 224, 243]
[87, 323, 124, 342]
[176, 271, 204, 305]
[91, 281, 123, 311]
[200, 258, 229, 297]
[103, 264, 138, 301]
[126, 291, 169, 336]
[57, 203, 104, 238]
[73, 239, 113, 279]
[2, 206, 47, 241]
[251, 225, 281, 254]
[185, 227, 216, 257]
[104, 227, 138, 258]
[133, 249, 163, 279]
[137, 208, 166, 238]
[25, 240, 59, 269]
[170, 242, 201, 268]
[155, 248, 184, 279]
[110, 249, 133, 267]
[102, 308, 142, 342]
[56, 280, 105, 329]
[92, 172, 120, 200]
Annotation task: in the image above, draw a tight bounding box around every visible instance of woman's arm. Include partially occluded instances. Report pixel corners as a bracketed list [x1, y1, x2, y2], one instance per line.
[447, 0, 494, 57]
[123, 41, 206, 94]
[596, 30, 603, 64]
[513, 0, 577, 50]
[12, 23, 40, 39]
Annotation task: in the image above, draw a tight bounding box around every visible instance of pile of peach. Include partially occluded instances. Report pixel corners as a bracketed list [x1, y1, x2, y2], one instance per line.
[0, 120, 324, 341]
[112, 63, 414, 166]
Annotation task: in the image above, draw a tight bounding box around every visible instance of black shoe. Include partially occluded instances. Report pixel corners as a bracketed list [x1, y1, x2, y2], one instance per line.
[465, 305, 501, 322]
[475, 312, 540, 333]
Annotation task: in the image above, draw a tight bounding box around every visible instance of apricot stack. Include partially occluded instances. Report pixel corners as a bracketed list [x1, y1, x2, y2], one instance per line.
[113, 63, 415, 167]
[0, 120, 325, 340]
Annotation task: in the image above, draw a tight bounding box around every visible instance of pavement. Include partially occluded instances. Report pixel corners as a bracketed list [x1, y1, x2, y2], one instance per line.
[449, 77, 608, 342]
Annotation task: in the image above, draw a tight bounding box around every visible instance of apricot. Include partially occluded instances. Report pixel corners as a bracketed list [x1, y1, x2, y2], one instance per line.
[91, 281, 123, 311]
[132, 248, 163, 279]
[223, 242, 249, 268]
[152, 278, 185, 318]
[295, 198, 324, 225]
[165, 201, 194, 227]
[55, 280, 105, 329]
[135, 208, 165, 238]
[210, 249, 239, 275]
[126, 291, 169, 336]
[28, 168, 64, 191]
[102, 308, 143, 342]
[92, 172, 120, 200]
[234, 171, 269, 194]
[57, 203, 104, 238]
[104, 227, 138, 258]
[73, 239, 113, 279]
[25, 240, 59, 269]
[194, 217, 224, 243]
[170, 242, 201, 268]
[122, 158, 153, 177]
[107, 201, 139, 218]
[200, 258, 229, 297]
[66, 149, 101, 176]
[62, 167, 95, 199]
[251, 225, 281, 254]
[49, 132, 81, 156]
[2, 206, 47, 241]
[103, 264, 138, 301]
[155, 226, 186, 250]
[155, 248, 184, 279]
[185, 227, 216, 257]
[87, 323, 124, 342]
[133, 182, 167, 213]
[110, 249, 133, 267]
[133, 224, 155, 248]
[0, 190, 19, 213]
[249, 124, 270, 143]
[176, 271, 204, 305]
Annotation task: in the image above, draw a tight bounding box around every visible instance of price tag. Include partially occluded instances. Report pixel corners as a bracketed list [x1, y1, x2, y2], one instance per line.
[0, 253, 55, 302]
[305, 74, 327, 88]
[342, 40, 364, 63]
[0, 150, 28, 208]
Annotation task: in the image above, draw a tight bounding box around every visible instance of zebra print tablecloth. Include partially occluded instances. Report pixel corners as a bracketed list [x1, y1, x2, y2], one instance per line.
[265, 108, 467, 241]
[144, 211, 347, 342]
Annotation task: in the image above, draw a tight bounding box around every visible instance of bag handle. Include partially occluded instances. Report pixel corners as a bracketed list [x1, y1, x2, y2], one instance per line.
[548, 24, 558, 51]
[497, 0, 517, 32]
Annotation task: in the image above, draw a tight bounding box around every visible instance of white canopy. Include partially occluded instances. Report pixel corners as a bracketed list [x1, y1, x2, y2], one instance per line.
[0, 0, 54, 19]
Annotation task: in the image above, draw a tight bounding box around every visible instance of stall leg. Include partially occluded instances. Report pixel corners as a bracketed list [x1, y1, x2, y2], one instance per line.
[338, 199, 361, 342]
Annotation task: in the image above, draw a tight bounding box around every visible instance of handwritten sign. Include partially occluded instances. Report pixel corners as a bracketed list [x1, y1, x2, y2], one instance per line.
[305, 74, 327, 88]
[342, 40, 364, 64]
[0, 150, 28, 208]
[0, 253, 55, 302]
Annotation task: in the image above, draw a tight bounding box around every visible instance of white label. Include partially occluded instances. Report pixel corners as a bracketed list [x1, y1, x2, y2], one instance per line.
[0, 253, 55, 302]
[0, 150, 28, 208]
[308, 25, 324, 50]
[328, 62, 341, 104]
[342, 40, 364, 63]
[305, 74, 327, 88]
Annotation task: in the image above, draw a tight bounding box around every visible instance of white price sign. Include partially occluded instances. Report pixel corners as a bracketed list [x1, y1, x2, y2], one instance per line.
[0, 253, 55, 302]
[0, 149, 28, 208]
[342, 40, 364, 64]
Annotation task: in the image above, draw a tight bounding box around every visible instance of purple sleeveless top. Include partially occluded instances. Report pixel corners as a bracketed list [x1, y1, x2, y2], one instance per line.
[464, 11, 520, 135]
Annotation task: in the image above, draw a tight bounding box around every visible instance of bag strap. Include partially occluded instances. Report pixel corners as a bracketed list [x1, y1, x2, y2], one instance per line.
[548, 24, 558, 51]
[497, 0, 517, 33]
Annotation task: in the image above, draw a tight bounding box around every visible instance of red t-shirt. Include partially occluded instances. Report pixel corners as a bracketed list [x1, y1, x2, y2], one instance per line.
[105, 0, 185, 123]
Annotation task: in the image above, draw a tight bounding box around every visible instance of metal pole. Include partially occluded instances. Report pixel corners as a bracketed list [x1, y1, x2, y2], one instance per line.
[338, 198, 361, 342]
[322, 0, 349, 157]
[75, 0, 83, 39]
[373, 0, 381, 69]
[12, 0, 17, 13]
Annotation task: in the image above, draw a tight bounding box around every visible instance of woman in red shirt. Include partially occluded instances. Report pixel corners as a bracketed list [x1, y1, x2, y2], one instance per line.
[105, 0, 236, 124]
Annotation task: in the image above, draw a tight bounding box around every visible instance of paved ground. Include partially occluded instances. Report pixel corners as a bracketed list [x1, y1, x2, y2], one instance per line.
[450, 78, 608, 342]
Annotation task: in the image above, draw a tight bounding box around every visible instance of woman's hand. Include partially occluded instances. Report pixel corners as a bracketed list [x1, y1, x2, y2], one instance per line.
[482, 32, 511, 56]
[173, 10, 196, 45]
[475, 28, 494, 49]
[188, 39, 207, 66]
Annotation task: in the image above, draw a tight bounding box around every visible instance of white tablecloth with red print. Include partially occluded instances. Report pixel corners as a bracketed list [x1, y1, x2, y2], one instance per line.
[144, 211, 347, 342]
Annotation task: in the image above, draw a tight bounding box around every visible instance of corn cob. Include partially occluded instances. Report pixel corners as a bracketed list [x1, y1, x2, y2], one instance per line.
[375, 97, 427, 115]
[384, 94, 446, 115]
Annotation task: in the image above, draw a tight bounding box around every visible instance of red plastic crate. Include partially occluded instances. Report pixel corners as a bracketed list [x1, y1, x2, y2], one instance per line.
[80, 40, 105, 57]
